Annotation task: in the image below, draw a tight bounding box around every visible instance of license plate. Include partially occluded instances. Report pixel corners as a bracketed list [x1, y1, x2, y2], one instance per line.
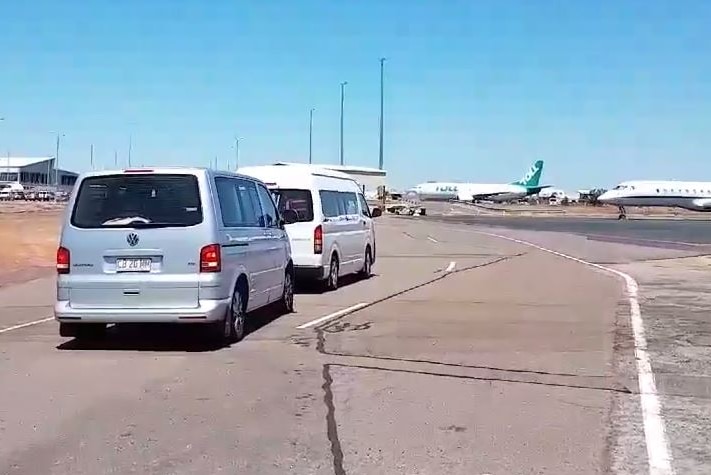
[116, 258, 152, 272]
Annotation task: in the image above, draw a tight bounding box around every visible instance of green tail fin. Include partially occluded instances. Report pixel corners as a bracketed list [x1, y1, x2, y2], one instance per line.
[511, 160, 544, 187]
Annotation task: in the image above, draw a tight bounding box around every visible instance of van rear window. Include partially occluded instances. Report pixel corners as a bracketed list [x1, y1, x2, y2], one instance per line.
[270, 189, 314, 222]
[71, 174, 203, 229]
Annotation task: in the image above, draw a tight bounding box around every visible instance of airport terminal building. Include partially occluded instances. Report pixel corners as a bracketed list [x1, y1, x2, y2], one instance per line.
[273, 162, 387, 198]
[0, 157, 79, 191]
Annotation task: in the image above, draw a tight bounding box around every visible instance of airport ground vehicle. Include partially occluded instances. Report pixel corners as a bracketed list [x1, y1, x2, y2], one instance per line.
[54, 167, 296, 343]
[238, 164, 382, 290]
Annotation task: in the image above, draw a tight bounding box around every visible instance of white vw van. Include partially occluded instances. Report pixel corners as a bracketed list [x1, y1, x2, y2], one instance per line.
[238, 164, 381, 290]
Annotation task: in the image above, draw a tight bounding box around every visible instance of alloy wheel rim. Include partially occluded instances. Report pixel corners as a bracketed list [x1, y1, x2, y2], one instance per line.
[285, 274, 294, 309]
[331, 261, 338, 288]
[232, 294, 244, 338]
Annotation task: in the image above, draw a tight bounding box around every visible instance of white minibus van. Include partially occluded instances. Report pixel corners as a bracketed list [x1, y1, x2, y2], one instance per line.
[238, 164, 382, 290]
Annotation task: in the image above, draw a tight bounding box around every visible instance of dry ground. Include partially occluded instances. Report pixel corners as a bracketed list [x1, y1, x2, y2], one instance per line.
[0, 204, 63, 287]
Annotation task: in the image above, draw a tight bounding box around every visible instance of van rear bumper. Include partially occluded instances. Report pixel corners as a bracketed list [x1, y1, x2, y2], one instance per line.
[294, 265, 327, 281]
[54, 299, 230, 324]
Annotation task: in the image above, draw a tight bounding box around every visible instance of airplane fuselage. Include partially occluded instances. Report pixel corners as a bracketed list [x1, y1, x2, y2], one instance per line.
[413, 182, 531, 202]
[599, 181, 711, 212]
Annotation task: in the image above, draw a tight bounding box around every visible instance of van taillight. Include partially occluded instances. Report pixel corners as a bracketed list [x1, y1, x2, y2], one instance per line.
[200, 244, 222, 272]
[314, 225, 323, 254]
[57, 247, 70, 274]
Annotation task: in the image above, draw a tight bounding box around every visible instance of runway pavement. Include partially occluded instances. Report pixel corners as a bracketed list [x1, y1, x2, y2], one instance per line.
[428, 202, 711, 248]
[0, 216, 708, 474]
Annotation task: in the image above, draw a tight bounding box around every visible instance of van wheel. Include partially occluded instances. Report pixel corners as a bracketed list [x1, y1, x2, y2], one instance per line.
[325, 256, 339, 291]
[279, 270, 295, 313]
[210, 290, 246, 344]
[228, 290, 247, 342]
[359, 247, 373, 279]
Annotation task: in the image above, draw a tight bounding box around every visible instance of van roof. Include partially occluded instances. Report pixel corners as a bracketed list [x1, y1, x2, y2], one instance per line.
[238, 164, 359, 187]
[75, 167, 260, 182]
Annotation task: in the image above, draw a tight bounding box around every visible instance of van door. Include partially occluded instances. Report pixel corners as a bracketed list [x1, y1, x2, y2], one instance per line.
[64, 173, 204, 309]
[357, 192, 374, 260]
[270, 188, 316, 260]
[339, 190, 365, 271]
[214, 176, 271, 311]
[256, 183, 288, 302]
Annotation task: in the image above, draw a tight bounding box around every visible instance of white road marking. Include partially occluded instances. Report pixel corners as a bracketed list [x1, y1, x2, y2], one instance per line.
[427, 236, 438, 243]
[475, 230, 674, 475]
[0, 317, 54, 335]
[445, 261, 456, 273]
[296, 303, 369, 329]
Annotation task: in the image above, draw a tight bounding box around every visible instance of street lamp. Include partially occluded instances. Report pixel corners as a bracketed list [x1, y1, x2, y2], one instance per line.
[378, 58, 386, 170]
[234, 137, 240, 170]
[340, 81, 347, 166]
[308, 108, 314, 164]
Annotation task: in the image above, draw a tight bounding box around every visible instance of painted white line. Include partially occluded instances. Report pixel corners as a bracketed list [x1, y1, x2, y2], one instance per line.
[0, 317, 54, 335]
[475, 230, 674, 475]
[427, 236, 438, 243]
[297, 303, 369, 329]
[445, 261, 456, 273]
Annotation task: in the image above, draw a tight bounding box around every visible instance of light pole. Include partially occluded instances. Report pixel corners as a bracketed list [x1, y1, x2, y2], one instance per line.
[127, 133, 133, 167]
[234, 137, 240, 170]
[1, 118, 8, 179]
[308, 108, 314, 164]
[340, 81, 347, 166]
[90, 144, 94, 170]
[378, 57, 386, 170]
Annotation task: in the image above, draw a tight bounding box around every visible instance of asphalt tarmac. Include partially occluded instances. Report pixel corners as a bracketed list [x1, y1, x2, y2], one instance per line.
[1, 215, 709, 474]
[429, 214, 711, 249]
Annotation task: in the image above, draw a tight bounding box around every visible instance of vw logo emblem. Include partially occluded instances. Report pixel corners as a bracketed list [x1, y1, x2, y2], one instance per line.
[126, 233, 139, 247]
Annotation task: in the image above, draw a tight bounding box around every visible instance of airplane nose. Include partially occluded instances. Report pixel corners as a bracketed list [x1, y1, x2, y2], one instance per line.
[598, 191, 613, 202]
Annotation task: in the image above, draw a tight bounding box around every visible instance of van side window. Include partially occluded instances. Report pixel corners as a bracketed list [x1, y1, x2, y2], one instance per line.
[215, 177, 262, 227]
[320, 190, 340, 218]
[357, 194, 371, 218]
[256, 184, 279, 228]
[341, 192, 358, 215]
[215, 177, 245, 227]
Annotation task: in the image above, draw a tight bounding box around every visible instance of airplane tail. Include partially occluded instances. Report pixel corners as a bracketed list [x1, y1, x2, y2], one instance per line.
[511, 160, 544, 187]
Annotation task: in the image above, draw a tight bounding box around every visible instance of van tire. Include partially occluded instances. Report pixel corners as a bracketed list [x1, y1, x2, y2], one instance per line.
[325, 255, 339, 291]
[209, 289, 246, 345]
[359, 247, 373, 279]
[279, 269, 295, 313]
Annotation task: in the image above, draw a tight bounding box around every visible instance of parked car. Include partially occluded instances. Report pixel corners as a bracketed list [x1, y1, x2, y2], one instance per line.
[55, 167, 296, 343]
[238, 164, 382, 291]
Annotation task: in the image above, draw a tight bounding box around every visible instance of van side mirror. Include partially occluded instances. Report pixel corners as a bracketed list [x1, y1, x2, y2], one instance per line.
[371, 207, 382, 218]
[282, 209, 298, 225]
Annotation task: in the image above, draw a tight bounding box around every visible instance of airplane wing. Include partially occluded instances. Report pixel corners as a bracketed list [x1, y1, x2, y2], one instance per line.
[526, 185, 552, 194]
[468, 191, 511, 200]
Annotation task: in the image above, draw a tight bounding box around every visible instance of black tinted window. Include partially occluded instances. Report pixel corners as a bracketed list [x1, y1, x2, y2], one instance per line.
[342, 192, 358, 215]
[319, 190, 360, 218]
[71, 174, 202, 229]
[358, 194, 371, 217]
[320, 190, 340, 218]
[215, 177, 262, 227]
[271, 189, 314, 222]
[256, 184, 278, 228]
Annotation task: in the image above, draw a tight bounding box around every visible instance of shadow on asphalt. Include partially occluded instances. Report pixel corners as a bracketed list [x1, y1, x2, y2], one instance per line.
[295, 273, 375, 295]
[55, 305, 290, 353]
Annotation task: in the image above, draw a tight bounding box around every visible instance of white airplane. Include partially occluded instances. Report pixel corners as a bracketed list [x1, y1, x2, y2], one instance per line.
[412, 160, 551, 203]
[598, 180, 711, 219]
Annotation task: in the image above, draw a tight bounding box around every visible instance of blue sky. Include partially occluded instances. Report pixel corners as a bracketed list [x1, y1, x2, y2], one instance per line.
[1, 0, 710, 189]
